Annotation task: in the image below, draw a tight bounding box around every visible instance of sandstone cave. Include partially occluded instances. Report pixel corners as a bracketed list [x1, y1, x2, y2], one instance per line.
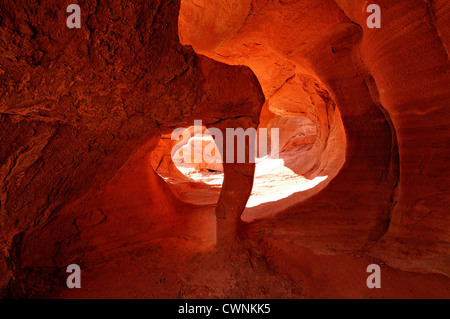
[0, 0, 449, 299]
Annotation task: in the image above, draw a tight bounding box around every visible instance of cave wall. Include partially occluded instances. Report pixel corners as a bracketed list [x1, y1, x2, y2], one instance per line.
[0, 0, 264, 294]
[334, 0, 450, 275]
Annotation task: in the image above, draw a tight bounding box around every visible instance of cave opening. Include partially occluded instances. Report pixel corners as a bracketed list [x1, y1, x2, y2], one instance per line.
[148, 0, 348, 219]
[150, 109, 341, 216]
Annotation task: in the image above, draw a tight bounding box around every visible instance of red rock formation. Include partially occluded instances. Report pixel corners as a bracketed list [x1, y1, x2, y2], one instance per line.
[1, 0, 449, 298]
[0, 0, 264, 296]
[334, 0, 450, 276]
[179, 0, 450, 277]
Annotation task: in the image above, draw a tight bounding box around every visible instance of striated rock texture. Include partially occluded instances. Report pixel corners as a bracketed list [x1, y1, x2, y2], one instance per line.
[0, 0, 449, 298]
[180, 0, 450, 277]
[333, 0, 450, 276]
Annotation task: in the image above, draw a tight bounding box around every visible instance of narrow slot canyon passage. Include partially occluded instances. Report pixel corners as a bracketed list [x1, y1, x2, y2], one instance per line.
[1, 0, 449, 299]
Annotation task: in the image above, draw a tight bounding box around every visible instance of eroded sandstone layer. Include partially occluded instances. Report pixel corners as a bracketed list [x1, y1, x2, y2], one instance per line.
[180, 0, 450, 276]
[0, 0, 449, 298]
